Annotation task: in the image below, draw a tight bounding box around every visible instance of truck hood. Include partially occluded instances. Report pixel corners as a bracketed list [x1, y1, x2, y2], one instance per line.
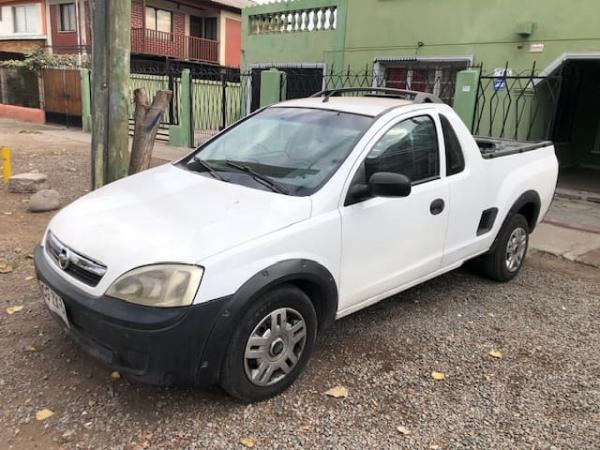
[47, 164, 312, 287]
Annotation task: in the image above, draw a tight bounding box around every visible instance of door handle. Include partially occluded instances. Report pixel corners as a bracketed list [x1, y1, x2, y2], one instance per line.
[430, 199, 445, 215]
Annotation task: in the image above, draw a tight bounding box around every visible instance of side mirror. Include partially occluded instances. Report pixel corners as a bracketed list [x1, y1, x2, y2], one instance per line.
[345, 172, 412, 206]
[368, 172, 411, 198]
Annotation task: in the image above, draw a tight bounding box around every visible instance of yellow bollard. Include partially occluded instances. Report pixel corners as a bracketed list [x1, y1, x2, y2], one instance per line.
[2, 146, 11, 183]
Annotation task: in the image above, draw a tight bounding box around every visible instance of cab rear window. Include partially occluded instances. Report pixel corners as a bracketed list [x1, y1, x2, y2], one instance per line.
[440, 115, 465, 176]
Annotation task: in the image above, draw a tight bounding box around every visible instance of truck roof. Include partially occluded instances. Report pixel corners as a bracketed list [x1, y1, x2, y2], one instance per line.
[273, 96, 414, 117]
[272, 87, 443, 117]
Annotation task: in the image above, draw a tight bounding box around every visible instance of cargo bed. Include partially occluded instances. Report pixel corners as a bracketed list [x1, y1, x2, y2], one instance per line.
[476, 137, 552, 159]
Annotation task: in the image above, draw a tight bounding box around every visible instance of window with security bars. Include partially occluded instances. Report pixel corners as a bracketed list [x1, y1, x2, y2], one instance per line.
[383, 61, 468, 104]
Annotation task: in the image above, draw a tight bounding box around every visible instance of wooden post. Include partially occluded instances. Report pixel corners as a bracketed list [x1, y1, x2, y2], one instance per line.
[129, 88, 173, 175]
[90, 0, 108, 189]
[0, 68, 8, 105]
[90, 0, 131, 189]
[107, 1, 131, 183]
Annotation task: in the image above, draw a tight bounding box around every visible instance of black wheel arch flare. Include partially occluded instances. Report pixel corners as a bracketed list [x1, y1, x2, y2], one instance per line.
[196, 259, 338, 384]
[489, 190, 541, 253]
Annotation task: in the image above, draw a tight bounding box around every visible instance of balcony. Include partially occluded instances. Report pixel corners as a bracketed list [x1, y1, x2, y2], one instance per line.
[131, 28, 219, 64]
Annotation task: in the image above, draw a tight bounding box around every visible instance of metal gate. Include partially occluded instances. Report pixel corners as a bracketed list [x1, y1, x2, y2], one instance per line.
[128, 69, 180, 142]
[190, 68, 248, 145]
[41, 67, 82, 127]
[472, 63, 563, 141]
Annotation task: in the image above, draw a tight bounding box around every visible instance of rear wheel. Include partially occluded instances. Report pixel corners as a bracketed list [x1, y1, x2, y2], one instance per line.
[480, 214, 529, 282]
[220, 285, 317, 402]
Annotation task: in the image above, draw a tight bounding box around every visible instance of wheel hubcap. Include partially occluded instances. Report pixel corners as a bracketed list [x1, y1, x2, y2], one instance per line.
[506, 227, 527, 272]
[244, 307, 307, 387]
[270, 338, 285, 357]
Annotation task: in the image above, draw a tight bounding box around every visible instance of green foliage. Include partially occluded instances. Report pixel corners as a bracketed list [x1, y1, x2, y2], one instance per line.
[0, 49, 89, 71]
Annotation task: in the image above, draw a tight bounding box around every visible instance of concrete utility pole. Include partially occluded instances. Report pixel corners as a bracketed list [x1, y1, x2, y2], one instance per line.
[90, 0, 131, 189]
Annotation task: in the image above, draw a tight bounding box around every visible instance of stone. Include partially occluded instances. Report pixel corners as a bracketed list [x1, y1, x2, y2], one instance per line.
[28, 190, 61, 213]
[8, 173, 49, 193]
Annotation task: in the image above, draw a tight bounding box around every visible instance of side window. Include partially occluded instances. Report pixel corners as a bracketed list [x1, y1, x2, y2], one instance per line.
[365, 115, 439, 183]
[440, 115, 465, 176]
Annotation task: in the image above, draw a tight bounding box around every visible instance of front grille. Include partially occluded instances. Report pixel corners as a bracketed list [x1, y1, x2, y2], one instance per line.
[45, 231, 107, 287]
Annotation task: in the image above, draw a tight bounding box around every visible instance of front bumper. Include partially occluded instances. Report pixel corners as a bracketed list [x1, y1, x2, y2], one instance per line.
[34, 246, 230, 386]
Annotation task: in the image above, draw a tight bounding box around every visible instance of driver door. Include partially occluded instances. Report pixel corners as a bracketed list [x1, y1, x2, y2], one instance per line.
[339, 113, 449, 313]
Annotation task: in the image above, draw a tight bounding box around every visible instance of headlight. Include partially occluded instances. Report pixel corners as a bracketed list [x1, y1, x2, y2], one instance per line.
[106, 264, 204, 308]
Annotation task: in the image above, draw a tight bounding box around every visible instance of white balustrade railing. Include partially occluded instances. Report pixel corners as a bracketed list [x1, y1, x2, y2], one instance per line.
[249, 6, 337, 34]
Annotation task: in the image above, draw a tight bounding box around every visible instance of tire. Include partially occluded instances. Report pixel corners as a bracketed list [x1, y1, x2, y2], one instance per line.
[220, 284, 317, 403]
[480, 213, 529, 282]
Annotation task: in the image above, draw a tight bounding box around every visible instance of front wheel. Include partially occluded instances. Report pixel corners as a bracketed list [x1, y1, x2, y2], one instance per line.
[220, 285, 317, 402]
[480, 213, 529, 282]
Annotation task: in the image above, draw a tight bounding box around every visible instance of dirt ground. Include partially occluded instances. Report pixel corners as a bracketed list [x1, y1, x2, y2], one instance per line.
[1, 120, 599, 449]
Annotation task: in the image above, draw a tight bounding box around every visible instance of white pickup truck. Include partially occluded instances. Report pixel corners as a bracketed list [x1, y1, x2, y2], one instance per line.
[35, 88, 558, 402]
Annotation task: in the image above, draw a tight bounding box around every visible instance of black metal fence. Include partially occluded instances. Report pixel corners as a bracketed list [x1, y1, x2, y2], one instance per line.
[189, 68, 249, 144]
[129, 62, 191, 142]
[472, 63, 562, 141]
[129, 64, 181, 127]
[179, 63, 466, 143]
[0, 59, 564, 147]
[246, 65, 463, 112]
[129, 61, 249, 144]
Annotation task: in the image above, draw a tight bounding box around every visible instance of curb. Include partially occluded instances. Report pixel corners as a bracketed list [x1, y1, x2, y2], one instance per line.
[555, 188, 600, 204]
[542, 218, 600, 235]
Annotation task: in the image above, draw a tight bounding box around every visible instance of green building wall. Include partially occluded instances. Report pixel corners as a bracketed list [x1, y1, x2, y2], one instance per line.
[242, 0, 600, 167]
[342, 0, 600, 73]
[243, 0, 600, 75]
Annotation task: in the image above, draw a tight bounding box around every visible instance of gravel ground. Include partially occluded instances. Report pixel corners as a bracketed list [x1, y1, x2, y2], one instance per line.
[0, 119, 599, 449]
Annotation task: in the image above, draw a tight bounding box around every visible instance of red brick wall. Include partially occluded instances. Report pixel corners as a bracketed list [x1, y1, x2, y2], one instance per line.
[225, 18, 241, 68]
[132, 0, 144, 29]
[49, 4, 78, 54]
[163, 12, 185, 58]
[173, 11, 184, 35]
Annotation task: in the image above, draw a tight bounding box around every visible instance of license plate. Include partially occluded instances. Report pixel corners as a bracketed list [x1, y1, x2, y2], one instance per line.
[40, 281, 70, 328]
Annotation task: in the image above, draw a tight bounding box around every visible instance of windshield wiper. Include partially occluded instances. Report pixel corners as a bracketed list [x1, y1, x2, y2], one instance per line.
[192, 157, 228, 182]
[224, 160, 289, 195]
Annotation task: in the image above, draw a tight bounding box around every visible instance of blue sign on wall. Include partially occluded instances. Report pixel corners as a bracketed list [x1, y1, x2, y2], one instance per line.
[493, 68, 512, 92]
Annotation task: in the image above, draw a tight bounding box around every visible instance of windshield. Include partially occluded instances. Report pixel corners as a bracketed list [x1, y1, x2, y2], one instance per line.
[182, 107, 374, 196]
